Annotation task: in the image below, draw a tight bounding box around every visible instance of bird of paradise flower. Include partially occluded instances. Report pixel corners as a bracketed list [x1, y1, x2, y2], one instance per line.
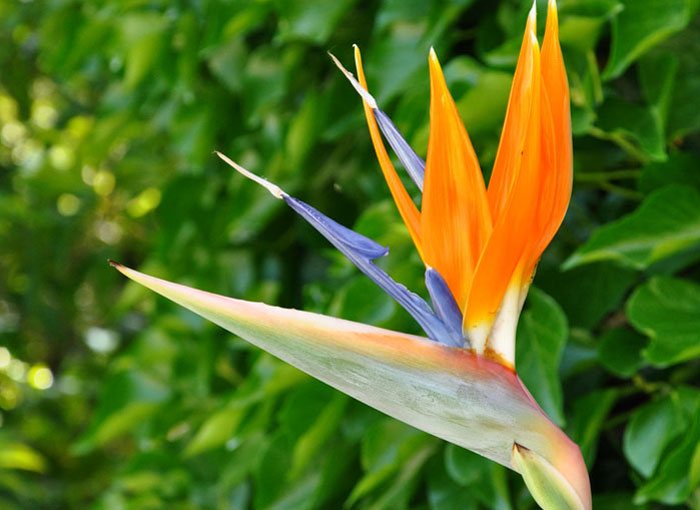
[112, 1, 591, 508]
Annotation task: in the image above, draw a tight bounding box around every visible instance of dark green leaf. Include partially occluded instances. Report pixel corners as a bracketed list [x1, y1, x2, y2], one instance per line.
[568, 389, 618, 466]
[565, 185, 700, 270]
[516, 288, 568, 425]
[597, 327, 648, 377]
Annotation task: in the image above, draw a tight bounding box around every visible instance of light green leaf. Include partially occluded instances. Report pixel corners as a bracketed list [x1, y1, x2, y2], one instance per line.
[623, 393, 685, 478]
[564, 185, 700, 270]
[635, 403, 700, 505]
[516, 288, 568, 426]
[119, 14, 168, 89]
[603, 0, 693, 79]
[0, 441, 46, 473]
[559, 0, 623, 52]
[689, 442, 700, 491]
[627, 276, 700, 367]
[275, 0, 355, 44]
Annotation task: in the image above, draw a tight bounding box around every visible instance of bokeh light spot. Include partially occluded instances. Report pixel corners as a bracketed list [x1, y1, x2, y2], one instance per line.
[93, 170, 116, 196]
[57, 193, 81, 216]
[28, 365, 54, 390]
[127, 187, 162, 217]
[49, 145, 75, 171]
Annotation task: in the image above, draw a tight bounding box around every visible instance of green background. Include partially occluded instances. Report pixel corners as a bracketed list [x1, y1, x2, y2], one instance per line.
[1, 0, 700, 508]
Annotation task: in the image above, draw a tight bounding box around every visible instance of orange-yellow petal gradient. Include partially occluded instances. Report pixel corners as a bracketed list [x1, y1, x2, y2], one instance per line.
[422, 49, 492, 307]
[487, 7, 541, 223]
[523, 0, 572, 278]
[354, 46, 423, 258]
[465, 11, 541, 349]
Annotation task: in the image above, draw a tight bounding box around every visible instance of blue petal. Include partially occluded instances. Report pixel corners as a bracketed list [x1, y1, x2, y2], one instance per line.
[374, 109, 425, 191]
[425, 268, 467, 346]
[283, 195, 461, 346]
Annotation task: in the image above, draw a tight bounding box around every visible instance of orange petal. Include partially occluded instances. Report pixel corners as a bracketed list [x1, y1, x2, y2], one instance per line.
[422, 49, 492, 307]
[523, 0, 572, 277]
[353, 46, 423, 258]
[465, 12, 542, 353]
[487, 6, 540, 222]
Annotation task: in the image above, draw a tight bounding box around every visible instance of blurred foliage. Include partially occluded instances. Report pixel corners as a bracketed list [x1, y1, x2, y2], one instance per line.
[1, 0, 700, 508]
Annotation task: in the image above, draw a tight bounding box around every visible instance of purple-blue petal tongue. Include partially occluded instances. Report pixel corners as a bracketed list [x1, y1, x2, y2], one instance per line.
[283, 195, 462, 347]
[373, 109, 425, 191]
[328, 53, 425, 191]
[214, 151, 462, 347]
[425, 268, 467, 346]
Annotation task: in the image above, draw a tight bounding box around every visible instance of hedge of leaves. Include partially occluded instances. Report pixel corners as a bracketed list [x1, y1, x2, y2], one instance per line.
[1, 0, 699, 508]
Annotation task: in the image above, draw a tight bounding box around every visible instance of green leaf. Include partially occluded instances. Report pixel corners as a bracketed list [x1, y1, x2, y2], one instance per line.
[288, 390, 348, 479]
[627, 276, 700, 367]
[119, 14, 168, 89]
[623, 393, 685, 478]
[567, 389, 618, 466]
[328, 276, 396, 326]
[603, 0, 693, 80]
[516, 288, 568, 425]
[275, 0, 356, 44]
[348, 421, 432, 507]
[72, 371, 170, 454]
[186, 359, 306, 456]
[427, 461, 478, 510]
[666, 16, 700, 138]
[444, 445, 511, 510]
[564, 185, 700, 270]
[594, 96, 666, 161]
[558, 0, 623, 53]
[635, 397, 700, 505]
[538, 261, 637, 329]
[689, 442, 700, 491]
[639, 153, 700, 194]
[253, 433, 294, 509]
[0, 441, 46, 473]
[597, 327, 647, 377]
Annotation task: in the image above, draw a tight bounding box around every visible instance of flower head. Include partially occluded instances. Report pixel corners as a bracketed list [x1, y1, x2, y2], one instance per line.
[112, 1, 591, 508]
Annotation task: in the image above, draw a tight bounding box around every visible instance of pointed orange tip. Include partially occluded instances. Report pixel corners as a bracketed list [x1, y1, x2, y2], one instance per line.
[108, 259, 121, 269]
[353, 43, 424, 259]
[427, 48, 442, 76]
[526, 1, 537, 38]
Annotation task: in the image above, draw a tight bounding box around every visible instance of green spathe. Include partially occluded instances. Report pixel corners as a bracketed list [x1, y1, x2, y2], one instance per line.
[112, 262, 591, 509]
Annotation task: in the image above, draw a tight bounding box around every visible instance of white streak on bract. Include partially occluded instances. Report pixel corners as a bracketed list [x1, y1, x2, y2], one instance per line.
[487, 284, 522, 366]
[466, 320, 491, 355]
[328, 52, 378, 109]
[215, 151, 285, 199]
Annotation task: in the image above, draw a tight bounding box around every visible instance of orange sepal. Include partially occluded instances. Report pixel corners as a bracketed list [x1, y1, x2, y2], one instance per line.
[353, 46, 423, 258]
[422, 49, 492, 307]
[487, 8, 540, 223]
[465, 17, 542, 346]
[523, 0, 572, 277]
